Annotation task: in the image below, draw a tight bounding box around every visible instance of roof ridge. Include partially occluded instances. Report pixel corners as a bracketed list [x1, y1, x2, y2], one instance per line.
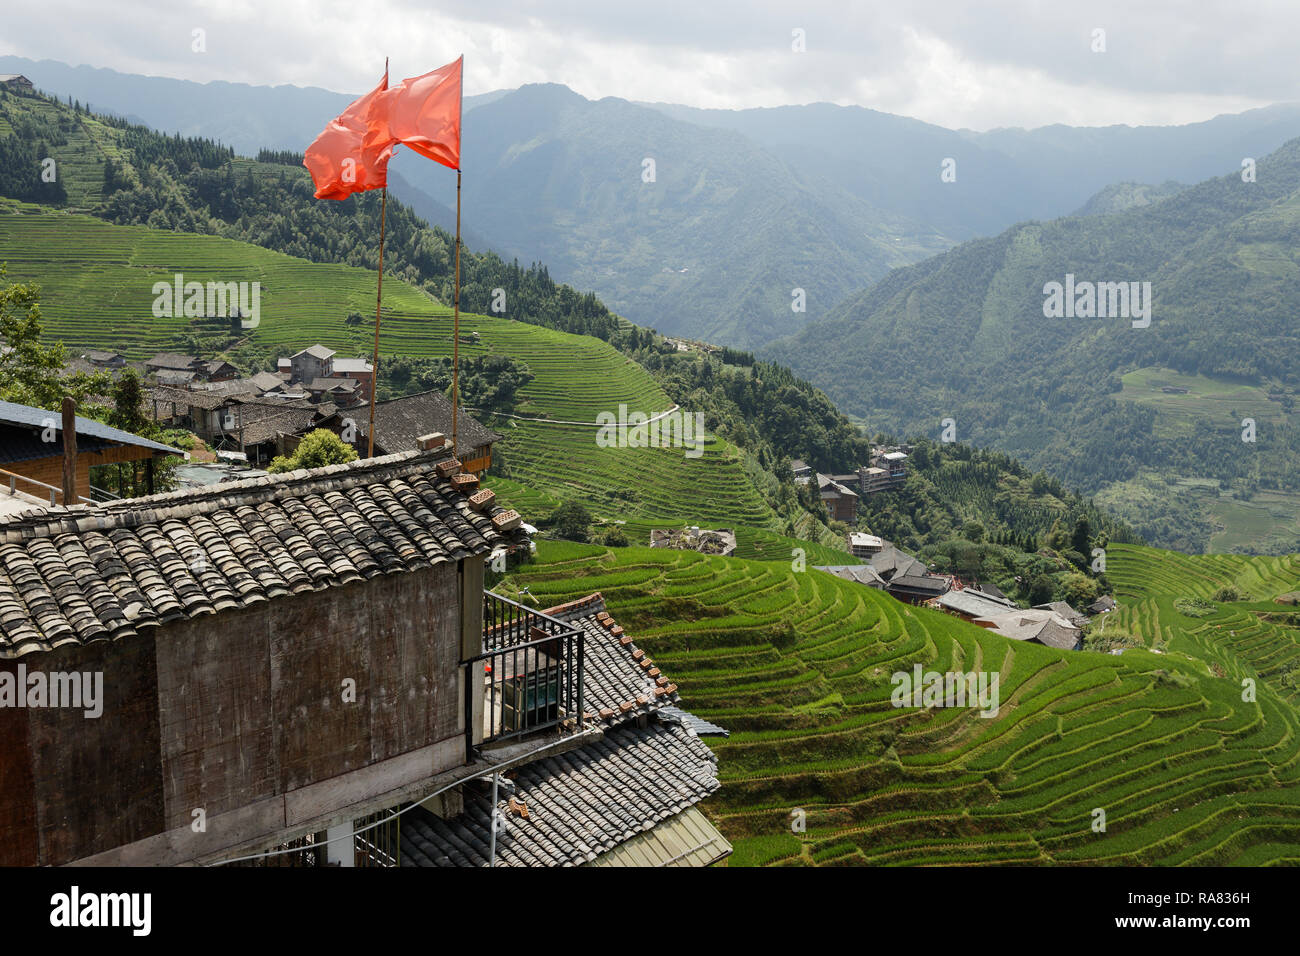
[0, 447, 455, 537]
[540, 591, 605, 619]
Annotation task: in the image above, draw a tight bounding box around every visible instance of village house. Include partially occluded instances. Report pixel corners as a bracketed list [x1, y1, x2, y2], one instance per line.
[864, 542, 951, 604]
[314, 389, 501, 475]
[0, 444, 528, 866]
[0, 441, 727, 867]
[306, 376, 363, 407]
[0, 74, 34, 92]
[848, 531, 884, 558]
[816, 472, 860, 524]
[288, 344, 335, 383]
[936, 588, 1084, 650]
[0, 398, 182, 511]
[82, 349, 125, 368]
[146, 385, 328, 464]
[330, 357, 374, 392]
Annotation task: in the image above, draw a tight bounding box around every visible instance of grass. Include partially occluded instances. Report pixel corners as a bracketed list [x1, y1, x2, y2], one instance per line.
[502, 539, 1300, 866]
[0, 198, 784, 535]
[1117, 366, 1287, 437]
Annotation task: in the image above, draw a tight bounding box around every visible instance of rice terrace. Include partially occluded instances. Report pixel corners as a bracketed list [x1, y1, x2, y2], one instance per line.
[501, 541, 1300, 866]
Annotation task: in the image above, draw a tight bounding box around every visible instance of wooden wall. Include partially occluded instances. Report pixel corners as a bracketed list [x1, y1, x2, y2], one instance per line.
[0, 560, 466, 866]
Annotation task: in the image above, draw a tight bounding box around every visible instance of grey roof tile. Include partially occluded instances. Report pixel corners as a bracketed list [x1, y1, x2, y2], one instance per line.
[538, 593, 680, 725]
[0, 449, 527, 659]
[400, 721, 719, 867]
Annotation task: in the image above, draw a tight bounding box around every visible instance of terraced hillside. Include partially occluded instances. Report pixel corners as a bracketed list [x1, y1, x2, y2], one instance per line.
[504, 540, 1300, 865]
[0, 198, 777, 532]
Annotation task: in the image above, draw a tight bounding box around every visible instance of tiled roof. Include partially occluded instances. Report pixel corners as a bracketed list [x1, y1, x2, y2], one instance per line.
[308, 377, 358, 392]
[0, 448, 526, 659]
[146, 384, 225, 413]
[191, 378, 261, 398]
[888, 573, 949, 596]
[363, 389, 501, 457]
[145, 352, 197, 370]
[976, 609, 1082, 650]
[540, 593, 680, 725]
[293, 345, 335, 360]
[815, 565, 886, 588]
[249, 371, 288, 393]
[1033, 600, 1090, 629]
[155, 370, 196, 386]
[235, 407, 320, 445]
[937, 588, 1020, 620]
[399, 721, 720, 867]
[658, 706, 730, 737]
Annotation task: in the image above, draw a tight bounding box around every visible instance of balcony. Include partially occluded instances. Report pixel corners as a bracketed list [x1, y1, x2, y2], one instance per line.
[463, 592, 585, 760]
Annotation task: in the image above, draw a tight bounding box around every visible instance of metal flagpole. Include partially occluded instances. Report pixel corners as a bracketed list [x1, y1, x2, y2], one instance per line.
[367, 185, 386, 458]
[452, 168, 461, 454]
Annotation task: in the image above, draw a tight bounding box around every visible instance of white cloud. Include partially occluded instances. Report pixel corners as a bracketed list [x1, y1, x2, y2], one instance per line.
[0, 0, 1294, 130]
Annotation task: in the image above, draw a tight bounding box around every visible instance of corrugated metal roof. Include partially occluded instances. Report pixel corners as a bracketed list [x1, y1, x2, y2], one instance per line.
[0, 399, 182, 462]
[586, 806, 731, 867]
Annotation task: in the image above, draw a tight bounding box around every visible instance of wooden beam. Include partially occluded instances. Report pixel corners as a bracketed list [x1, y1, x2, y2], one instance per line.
[61, 397, 77, 505]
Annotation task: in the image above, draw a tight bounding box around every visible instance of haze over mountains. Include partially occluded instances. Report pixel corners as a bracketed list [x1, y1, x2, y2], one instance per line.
[766, 134, 1300, 552]
[6, 54, 1300, 349]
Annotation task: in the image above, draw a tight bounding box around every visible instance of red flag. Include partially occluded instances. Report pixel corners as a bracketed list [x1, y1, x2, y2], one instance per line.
[303, 71, 397, 200]
[370, 56, 462, 170]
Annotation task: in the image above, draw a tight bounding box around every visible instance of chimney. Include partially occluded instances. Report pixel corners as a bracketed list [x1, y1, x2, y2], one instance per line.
[61, 397, 78, 506]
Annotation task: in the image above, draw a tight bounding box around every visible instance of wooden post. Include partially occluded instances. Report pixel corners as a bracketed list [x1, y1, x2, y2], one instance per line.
[61, 397, 77, 505]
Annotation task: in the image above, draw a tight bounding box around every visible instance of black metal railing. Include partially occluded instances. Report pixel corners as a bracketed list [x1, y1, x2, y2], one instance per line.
[464, 592, 584, 759]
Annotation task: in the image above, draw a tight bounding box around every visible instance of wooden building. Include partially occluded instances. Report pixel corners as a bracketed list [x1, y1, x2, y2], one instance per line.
[0, 398, 181, 505]
[315, 389, 501, 475]
[0, 446, 542, 866]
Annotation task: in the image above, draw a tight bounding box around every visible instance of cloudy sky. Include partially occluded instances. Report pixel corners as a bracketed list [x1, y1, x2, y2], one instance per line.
[3, 0, 1297, 130]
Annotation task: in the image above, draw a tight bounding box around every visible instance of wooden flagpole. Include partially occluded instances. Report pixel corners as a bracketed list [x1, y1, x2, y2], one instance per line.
[367, 185, 386, 459]
[366, 58, 390, 459]
[452, 167, 461, 454]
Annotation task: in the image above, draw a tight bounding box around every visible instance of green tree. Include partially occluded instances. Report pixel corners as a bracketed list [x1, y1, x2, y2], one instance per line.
[0, 266, 108, 408]
[1059, 571, 1101, 608]
[549, 501, 592, 542]
[1071, 515, 1093, 560]
[267, 428, 359, 473]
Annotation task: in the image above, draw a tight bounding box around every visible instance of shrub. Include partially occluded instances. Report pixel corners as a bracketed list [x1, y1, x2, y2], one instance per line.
[267, 428, 358, 473]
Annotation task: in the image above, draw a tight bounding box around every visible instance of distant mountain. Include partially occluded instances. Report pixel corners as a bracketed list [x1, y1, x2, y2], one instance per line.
[764, 139, 1300, 553]
[0, 55, 503, 252]
[1071, 181, 1188, 217]
[649, 100, 1300, 240]
[8, 54, 1300, 351]
[393, 83, 948, 347]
